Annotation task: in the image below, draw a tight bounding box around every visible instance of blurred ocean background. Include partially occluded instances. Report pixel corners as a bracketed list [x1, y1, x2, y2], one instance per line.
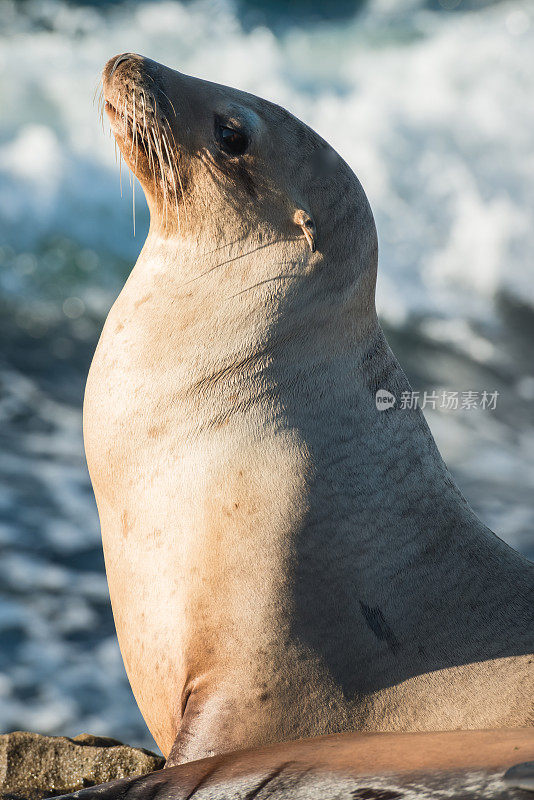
[0, 0, 533, 751]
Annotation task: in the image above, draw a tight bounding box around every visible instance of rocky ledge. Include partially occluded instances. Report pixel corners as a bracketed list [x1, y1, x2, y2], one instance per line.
[0, 732, 164, 800]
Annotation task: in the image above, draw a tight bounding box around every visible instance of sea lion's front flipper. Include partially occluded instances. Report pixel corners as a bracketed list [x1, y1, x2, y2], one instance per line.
[166, 688, 247, 766]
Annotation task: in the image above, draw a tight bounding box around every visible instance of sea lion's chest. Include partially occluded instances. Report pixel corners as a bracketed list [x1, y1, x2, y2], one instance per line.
[84, 310, 171, 503]
[83, 266, 212, 494]
[83, 275, 312, 527]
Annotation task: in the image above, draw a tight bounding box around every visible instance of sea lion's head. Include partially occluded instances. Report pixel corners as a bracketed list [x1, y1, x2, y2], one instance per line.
[102, 53, 378, 315]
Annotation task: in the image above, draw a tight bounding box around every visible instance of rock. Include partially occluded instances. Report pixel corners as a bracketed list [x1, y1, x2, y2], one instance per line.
[0, 731, 164, 800]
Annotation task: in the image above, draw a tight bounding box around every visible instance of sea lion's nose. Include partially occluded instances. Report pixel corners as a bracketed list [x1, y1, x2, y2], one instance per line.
[110, 52, 139, 76]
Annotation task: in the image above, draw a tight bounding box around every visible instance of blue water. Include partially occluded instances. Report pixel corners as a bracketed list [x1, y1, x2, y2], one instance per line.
[0, 0, 533, 750]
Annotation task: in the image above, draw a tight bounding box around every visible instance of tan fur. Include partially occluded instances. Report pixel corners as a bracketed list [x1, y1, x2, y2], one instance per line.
[84, 53, 534, 764]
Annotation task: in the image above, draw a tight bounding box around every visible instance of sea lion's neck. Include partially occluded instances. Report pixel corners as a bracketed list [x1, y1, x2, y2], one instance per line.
[286, 320, 479, 552]
[129, 236, 497, 576]
[129, 230, 376, 387]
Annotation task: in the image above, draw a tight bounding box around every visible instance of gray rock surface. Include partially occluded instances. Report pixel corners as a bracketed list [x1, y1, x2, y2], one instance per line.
[0, 732, 164, 800]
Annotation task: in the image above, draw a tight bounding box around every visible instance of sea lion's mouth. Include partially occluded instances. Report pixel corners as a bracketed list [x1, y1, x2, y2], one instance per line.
[104, 99, 118, 119]
[104, 97, 149, 149]
[104, 99, 124, 131]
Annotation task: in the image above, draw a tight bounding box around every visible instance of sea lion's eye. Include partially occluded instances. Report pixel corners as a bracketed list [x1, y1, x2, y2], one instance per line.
[218, 125, 248, 156]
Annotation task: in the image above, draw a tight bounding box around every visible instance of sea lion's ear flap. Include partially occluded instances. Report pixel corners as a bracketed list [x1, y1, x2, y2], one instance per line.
[294, 209, 316, 253]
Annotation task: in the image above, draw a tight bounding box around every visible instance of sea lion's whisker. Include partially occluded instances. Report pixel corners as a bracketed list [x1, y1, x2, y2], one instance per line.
[93, 82, 104, 130]
[124, 97, 130, 143]
[132, 90, 137, 236]
[138, 72, 177, 118]
[119, 145, 123, 198]
[179, 236, 257, 260]
[227, 274, 297, 300]
[132, 172, 136, 237]
[158, 88, 177, 118]
[141, 96, 159, 184]
[141, 92, 148, 150]
[149, 126, 158, 197]
[146, 128, 155, 176]
[130, 88, 136, 158]
[119, 92, 126, 134]
[178, 239, 292, 288]
[165, 125, 189, 225]
[125, 95, 132, 189]
[96, 86, 105, 134]
[176, 168, 188, 224]
[162, 130, 181, 234]
[133, 92, 140, 184]
[154, 130, 164, 222]
[143, 72, 176, 117]
[159, 129, 171, 228]
[153, 124, 168, 225]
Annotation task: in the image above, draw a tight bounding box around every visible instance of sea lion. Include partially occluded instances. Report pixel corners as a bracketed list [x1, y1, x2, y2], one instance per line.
[48, 729, 534, 800]
[83, 52, 534, 765]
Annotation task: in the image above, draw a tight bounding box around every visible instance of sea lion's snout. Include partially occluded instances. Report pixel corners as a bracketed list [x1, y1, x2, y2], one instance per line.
[101, 52, 186, 223]
[109, 52, 139, 76]
[103, 51, 148, 81]
[102, 52, 157, 107]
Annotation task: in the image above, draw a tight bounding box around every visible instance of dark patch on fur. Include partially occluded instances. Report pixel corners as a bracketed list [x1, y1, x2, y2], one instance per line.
[352, 789, 403, 800]
[359, 601, 399, 653]
[234, 161, 257, 198]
